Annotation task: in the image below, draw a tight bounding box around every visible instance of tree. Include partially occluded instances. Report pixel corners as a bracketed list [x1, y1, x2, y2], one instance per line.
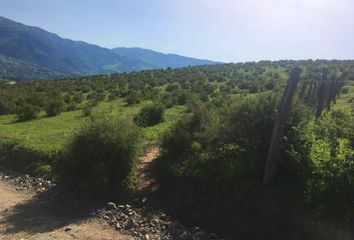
[16, 103, 40, 122]
[125, 90, 141, 105]
[133, 103, 165, 127]
[45, 99, 64, 117]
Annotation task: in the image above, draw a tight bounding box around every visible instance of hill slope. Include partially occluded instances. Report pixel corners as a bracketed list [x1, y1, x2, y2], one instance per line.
[0, 16, 220, 80]
[112, 47, 218, 69]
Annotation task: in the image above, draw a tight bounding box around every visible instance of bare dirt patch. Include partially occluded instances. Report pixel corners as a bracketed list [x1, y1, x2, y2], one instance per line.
[0, 180, 132, 240]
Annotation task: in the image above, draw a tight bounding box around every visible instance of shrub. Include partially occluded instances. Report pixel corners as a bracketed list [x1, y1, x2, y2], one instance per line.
[82, 103, 93, 117]
[73, 92, 84, 103]
[133, 103, 165, 127]
[0, 136, 52, 176]
[158, 93, 279, 189]
[45, 99, 64, 117]
[125, 90, 141, 105]
[66, 101, 77, 111]
[301, 109, 354, 222]
[87, 91, 105, 102]
[16, 103, 40, 122]
[55, 116, 142, 195]
[341, 87, 350, 94]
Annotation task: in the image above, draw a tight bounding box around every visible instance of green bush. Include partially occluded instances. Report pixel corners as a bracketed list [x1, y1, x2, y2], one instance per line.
[0, 136, 52, 176]
[73, 92, 84, 103]
[45, 99, 65, 117]
[66, 101, 77, 111]
[158, 93, 279, 189]
[133, 103, 165, 127]
[16, 103, 40, 122]
[55, 116, 142, 195]
[0, 96, 16, 115]
[341, 87, 350, 94]
[300, 109, 354, 221]
[125, 90, 141, 105]
[82, 103, 93, 117]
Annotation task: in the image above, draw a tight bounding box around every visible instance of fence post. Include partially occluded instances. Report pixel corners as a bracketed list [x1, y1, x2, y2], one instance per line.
[263, 68, 302, 185]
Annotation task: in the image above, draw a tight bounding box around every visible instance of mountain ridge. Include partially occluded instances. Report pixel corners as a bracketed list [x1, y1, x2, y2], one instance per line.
[0, 16, 220, 81]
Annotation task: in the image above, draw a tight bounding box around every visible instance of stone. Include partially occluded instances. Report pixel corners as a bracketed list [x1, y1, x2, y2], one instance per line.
[115, 222, 122, 230]
[126, 218, 136, 229]
[107, 202, 117, 210]
[193, 231, 209, 240]
[174, 229, 191, 240]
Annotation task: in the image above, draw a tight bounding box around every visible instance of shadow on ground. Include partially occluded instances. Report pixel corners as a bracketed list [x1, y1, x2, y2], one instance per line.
[2, 187, 93, 235]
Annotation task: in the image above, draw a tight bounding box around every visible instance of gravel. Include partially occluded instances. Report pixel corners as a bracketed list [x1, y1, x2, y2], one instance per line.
[0, 170, 228, 240]
[94, 202, 227, 240]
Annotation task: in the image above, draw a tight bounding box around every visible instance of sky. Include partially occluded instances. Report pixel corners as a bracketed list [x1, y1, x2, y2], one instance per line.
[0, 0, 353, 62]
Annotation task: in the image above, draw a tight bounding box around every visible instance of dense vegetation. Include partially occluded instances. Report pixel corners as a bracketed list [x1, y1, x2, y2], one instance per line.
[0, 59, 353, 239]
[55, 115, 142, 195]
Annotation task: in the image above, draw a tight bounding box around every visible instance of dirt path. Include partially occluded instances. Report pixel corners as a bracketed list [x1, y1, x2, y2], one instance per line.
[0, 180, 133, 240]
[136, 147, 160, 192]
[0, 147, 161, 240]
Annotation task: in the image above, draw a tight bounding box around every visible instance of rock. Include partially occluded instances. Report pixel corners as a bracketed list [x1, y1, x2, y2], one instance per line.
[118, 204, 125, 209]
[64, 227, 72, 232]
[115, 222, 122, 230]
[126, 218, 136, 229]
[173, 229, 191, 240]
[193, 231, 209, 240]
[107, 202, 117, 210]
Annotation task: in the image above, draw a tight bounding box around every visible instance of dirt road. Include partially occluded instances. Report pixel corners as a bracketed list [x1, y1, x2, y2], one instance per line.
[0, 180, 133, 240]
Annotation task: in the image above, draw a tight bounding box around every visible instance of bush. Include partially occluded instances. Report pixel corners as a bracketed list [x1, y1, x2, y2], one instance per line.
[16, 103, 40, 122]
[133, 103, 165, 127]
[87, 91, 105, 102]
[55, 116, 142, 195]
[125, 90, 141, 105]
[300, 109, 354, 222]
[82, 103, 93, 117]
[158, 93, 280, 190]
[66, 101, 77, 111]
[0, 96, 16, 115]
[341, 87, 350, 94]
[45, 99, 64, 117]
[73, 92, 84, 103]
[0, 136, 52, 176]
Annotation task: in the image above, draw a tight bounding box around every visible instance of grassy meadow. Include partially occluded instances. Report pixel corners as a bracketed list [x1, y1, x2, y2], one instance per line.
[0, 98, 186, 153]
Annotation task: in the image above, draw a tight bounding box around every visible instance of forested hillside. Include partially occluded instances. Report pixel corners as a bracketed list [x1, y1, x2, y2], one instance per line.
[0, 16, 219, 81]
[0, 60, 353, 239]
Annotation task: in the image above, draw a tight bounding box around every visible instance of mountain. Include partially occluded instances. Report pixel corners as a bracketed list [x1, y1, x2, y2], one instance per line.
[112, 47, 218, 69]
[0, 16, 220, 81]
[0, 54, 64, 81]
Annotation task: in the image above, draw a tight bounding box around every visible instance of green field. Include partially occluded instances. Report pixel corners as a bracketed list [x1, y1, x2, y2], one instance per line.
[0, 98, 186, 153]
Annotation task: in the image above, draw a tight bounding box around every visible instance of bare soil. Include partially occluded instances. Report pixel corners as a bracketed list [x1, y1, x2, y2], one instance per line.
[0, 180, 133, 240]
[136, 147, 160, 192]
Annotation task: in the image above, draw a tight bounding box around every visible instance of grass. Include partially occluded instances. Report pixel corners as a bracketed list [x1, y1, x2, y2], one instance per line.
[332, 81, 354, 111]
[0, 98, 186, 153]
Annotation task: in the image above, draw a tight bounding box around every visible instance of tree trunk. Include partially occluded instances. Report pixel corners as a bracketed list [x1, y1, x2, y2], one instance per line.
[263, 68, 302, 186]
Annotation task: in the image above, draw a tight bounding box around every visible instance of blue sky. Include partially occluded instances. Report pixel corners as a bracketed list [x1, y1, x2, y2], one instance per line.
[0, 0, 353, 62]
